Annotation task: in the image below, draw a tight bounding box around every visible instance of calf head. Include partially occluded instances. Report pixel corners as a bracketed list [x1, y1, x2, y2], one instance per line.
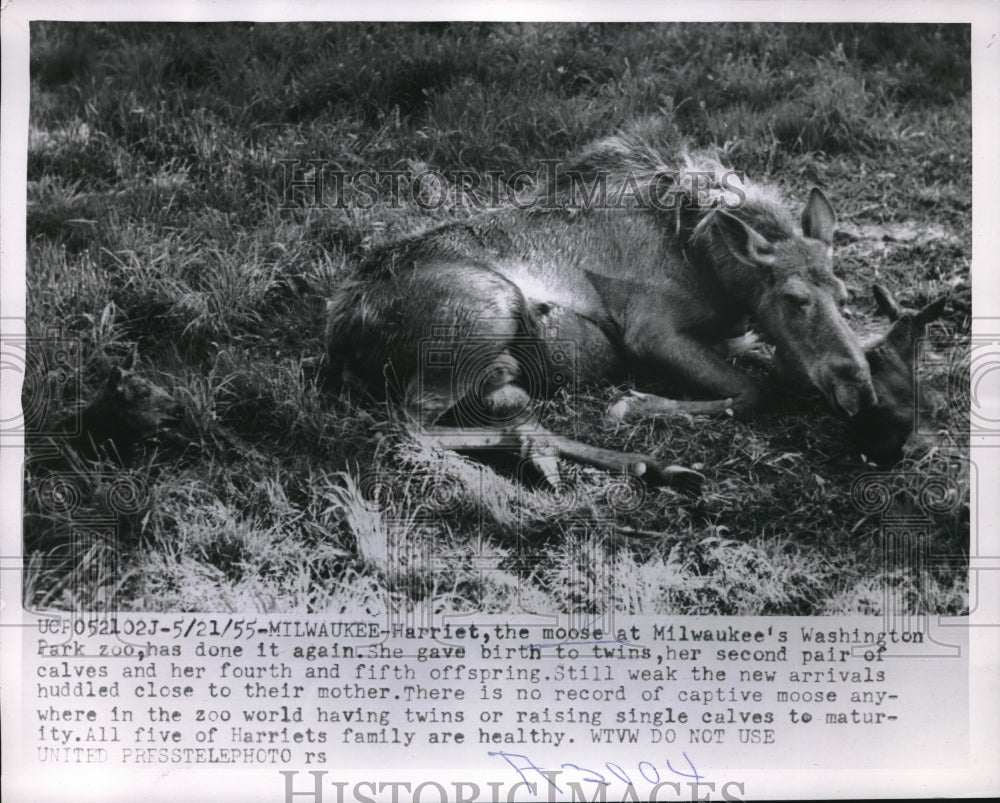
[849, 285, 948, 465]
[76, 352, 184, 455]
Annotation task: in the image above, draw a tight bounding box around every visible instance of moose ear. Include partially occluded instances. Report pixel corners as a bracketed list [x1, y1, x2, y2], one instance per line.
[872, 284, 903, 322]
[121, 345, 138, 371]
[712, 210, 775, 266]
[801, 188, 836, 245]
[106, 365, 124, 389]
[914, 296, 948, 328]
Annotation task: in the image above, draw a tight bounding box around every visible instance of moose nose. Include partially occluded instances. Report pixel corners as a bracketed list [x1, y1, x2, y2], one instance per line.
[827, 363, 878, 417]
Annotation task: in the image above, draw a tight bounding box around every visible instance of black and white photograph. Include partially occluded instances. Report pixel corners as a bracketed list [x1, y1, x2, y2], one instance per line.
[18, 20, 975, 615]
[2, 2, 998, 801]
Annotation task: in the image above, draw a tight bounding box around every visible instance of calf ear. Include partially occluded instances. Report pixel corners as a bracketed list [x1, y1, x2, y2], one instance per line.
[106, 366, 124, 390]
[801, 188, 836, 245]
[872, 284, 903, 322]
[914, 296, 948, 328]
[711, 210, 776, 267]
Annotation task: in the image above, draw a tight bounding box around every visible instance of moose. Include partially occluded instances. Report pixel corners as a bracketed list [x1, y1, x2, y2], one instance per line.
[327, 119, 878, 490]
[56, 351, 183, 460]
[852, 284, 949, 466]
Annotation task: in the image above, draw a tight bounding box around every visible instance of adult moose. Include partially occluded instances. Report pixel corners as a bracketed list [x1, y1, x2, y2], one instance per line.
[327, 119, 877, 490]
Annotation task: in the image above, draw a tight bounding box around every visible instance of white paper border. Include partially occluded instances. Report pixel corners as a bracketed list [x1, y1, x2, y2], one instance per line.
[3, 2, 998, 800]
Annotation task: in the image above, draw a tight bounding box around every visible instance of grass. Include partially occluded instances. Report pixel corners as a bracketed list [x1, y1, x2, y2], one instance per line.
[24, 22, 971, 614]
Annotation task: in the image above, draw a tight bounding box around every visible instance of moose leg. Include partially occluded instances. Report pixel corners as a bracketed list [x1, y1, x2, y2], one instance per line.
[412, 348, 703, 494]
[607, 393, 734, 422]
[548, 432, 704, 494]
[620, 332, 763, 420]
[421, 425, 704, 495]
[481, 382, 702, 492]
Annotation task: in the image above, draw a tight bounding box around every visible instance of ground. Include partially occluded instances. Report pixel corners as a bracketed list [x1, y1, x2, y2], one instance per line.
[23, 22, 971, 614]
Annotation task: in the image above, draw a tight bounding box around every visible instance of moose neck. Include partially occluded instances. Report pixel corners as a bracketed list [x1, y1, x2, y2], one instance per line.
[685, 195, 803, 318]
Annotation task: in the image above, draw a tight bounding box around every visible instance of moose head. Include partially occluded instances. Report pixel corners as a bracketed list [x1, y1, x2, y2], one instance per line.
[75, 349, 184, 456]
[849, 285, 949, 465]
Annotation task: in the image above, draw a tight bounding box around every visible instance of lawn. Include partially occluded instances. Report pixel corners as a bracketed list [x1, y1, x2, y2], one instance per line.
[23, 22, 971, 614]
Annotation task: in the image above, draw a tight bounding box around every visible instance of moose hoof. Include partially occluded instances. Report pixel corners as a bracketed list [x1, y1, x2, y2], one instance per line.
[652, 464, 705, 496]
[529, 453, 562, 490]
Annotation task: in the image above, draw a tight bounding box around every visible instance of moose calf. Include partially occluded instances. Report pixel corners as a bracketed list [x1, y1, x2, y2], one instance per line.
[851, 285, 949, 465]
[61, 353, 183, 459]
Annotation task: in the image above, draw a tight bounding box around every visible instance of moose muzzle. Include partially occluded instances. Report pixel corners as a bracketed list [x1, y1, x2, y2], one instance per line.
[823, 362, 879, 417]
